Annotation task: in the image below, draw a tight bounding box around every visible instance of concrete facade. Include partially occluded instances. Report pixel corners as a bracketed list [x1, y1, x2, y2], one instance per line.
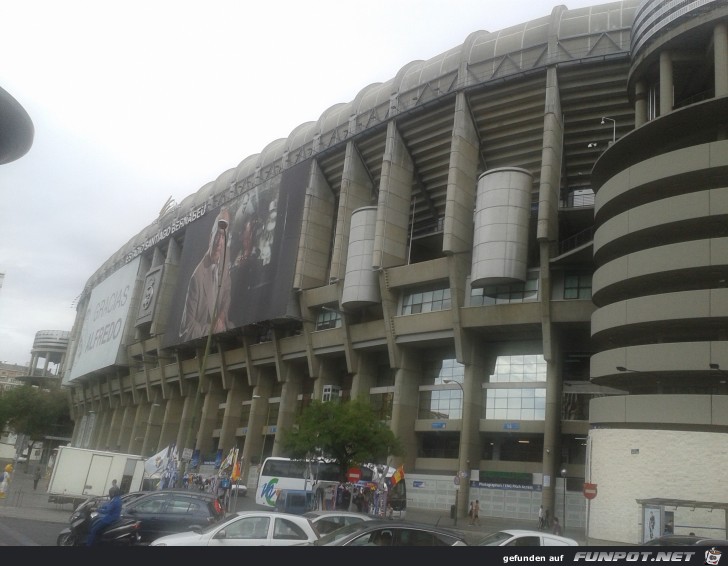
[58, 0, 728, 544]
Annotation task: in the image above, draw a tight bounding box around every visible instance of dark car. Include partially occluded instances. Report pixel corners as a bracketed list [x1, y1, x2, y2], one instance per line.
[121, 490, 225, 543]
[643, 534, 728, 546]
[312, 518, 469, 546]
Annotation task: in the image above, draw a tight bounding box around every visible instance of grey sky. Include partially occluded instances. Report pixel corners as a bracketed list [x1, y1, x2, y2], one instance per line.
[0, 0, 601, 365]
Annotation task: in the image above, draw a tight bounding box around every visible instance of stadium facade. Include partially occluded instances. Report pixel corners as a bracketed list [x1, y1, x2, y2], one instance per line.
[60, 1, 728, 544]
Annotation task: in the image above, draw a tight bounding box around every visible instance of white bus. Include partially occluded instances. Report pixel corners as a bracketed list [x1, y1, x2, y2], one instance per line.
[255, 456, 406, 516]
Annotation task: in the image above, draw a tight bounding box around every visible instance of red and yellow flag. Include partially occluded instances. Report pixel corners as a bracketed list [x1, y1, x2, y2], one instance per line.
[231, 449, 241, 481]
[391, 465, 405, 486]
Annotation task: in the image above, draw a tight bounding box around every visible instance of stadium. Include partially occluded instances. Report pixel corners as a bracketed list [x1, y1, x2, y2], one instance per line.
[59, 0, 728, 544]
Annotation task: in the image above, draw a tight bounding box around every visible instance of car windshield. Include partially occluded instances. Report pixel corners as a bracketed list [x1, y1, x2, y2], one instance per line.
[476, 531, 513, 546]
[193, 513, 238, 535]
[314, 521, 370, 545]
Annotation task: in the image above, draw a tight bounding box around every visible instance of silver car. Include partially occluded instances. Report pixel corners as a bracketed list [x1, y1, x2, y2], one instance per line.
[149, 510, 318, 546]
[302, 510, 375, 535]
[476, 529, 579, 546]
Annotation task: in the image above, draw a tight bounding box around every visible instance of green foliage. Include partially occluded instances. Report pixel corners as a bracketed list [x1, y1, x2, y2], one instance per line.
[280, 399, 403, 481]
[0, 385, 72, 441]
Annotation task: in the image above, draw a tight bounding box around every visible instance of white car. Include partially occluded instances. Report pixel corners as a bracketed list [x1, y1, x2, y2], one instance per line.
[149, 510, 318, 546]
[302, 510, 376, 535]
[476, 529, 579, 546]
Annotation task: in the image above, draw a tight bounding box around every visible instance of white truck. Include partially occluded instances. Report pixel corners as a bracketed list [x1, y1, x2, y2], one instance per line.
[47, 446, 146, 506]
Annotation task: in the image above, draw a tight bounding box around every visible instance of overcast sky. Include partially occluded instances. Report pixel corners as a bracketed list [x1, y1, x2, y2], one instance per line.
[0, 0, 602, 366]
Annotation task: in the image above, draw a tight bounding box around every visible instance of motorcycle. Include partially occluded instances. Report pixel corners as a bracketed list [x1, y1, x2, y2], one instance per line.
[57, 497, 141, 546]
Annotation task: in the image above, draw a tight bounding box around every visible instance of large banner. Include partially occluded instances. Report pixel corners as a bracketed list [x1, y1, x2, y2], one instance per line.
[65, 256, 141, 383]
[163, 160, 308, 348]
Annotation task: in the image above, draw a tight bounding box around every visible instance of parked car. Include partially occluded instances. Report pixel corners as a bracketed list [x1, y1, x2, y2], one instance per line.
[121, 490, 225, 543]
[302, 509, 375, 535]
[643, 534, 728, 546]
[149, 510, 318, 546]
[475, 529, 579, 546]
[312, 518, 469, 546]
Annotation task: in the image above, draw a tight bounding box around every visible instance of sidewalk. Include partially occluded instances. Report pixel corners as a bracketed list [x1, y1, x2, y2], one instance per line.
[0, 465, 72, 524]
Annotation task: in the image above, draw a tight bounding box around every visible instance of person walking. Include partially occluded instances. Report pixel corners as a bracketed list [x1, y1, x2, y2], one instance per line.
[472, 499, 481, 526]
[544, 507, 551, 529]
[538, 504, 544, 531]
[552, 516, 562, 536]
[33, 466, 42, 490]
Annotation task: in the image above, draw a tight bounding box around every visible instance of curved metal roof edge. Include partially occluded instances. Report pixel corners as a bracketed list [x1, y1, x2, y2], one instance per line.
[85, 1, 639, 292]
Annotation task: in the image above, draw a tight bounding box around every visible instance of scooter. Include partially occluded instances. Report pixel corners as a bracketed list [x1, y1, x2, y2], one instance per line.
[57, 498, 141, 546]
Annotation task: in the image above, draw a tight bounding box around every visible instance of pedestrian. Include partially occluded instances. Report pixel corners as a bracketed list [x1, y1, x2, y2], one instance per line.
[472, 499, 480, 526]
[545, 507, 551, 529]
[468, 500, 474, 524]
[0, 463, 13, 499]
[33, 466, 42, 490]
[552, 516, 562, 535]
[538, 504, 544, 530]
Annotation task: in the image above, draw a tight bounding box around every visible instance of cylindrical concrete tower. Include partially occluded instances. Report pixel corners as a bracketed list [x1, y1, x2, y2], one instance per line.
[341, 206, 380, 309]
[471, 167, 532, 287]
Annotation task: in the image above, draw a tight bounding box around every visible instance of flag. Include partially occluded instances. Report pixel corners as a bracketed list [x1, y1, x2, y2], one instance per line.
[219, 448, 235, 474]
[231, 450, 241, 481]
[391, 465, 404, 486]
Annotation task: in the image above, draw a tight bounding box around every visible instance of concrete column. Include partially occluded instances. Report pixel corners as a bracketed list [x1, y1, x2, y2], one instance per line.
[389, 349, 420, 471]
[294, 160, 336, 289]
[218, 384, 245, 455]
[249, 370, 274, 468]
[141, 401, 163, 457]
[715, 22, 728, 97]
[373, 121, 414, 269]
[456, 348, 492, 520]
[350, 354, 378, 400]
[175, 390, 198, 456]
[273, 368, 302, 456]
[105, 404, 124, 452]
[444, 91, 479, 255]
[634, 80, 648, 128]
[129, 403, 151, 455]
[330, 142, 375, 281]
[537, 66, 563, 245]
[116, 402, 136, 453]
[660, 50, 673, 116]
[158, 392, 183, 450]
[196, 378, 226, 460]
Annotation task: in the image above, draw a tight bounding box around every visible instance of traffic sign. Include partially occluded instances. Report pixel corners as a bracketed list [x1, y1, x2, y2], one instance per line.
[347, 467, 362, 483]
[583, 482, 598, 500]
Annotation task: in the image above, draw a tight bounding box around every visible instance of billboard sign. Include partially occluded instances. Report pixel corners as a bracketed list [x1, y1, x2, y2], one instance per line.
[163, 160, 308, 348]
[65, 257, 141, 383]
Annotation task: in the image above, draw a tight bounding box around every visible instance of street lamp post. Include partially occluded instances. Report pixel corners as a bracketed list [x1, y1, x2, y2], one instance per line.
[444, 379, 466, 526]
[177, 218, 229, 485]
[561, 467, 568, 530]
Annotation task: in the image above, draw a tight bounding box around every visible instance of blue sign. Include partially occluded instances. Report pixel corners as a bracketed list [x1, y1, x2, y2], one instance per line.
[503, 422, 520, 430]
[412, 480, 426, 488]
[431, 422, 447, 429]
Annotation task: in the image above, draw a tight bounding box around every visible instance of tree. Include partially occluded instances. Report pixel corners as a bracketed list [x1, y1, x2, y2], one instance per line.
[280, 399, 404, 482]
[0, 385, 73, 451]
